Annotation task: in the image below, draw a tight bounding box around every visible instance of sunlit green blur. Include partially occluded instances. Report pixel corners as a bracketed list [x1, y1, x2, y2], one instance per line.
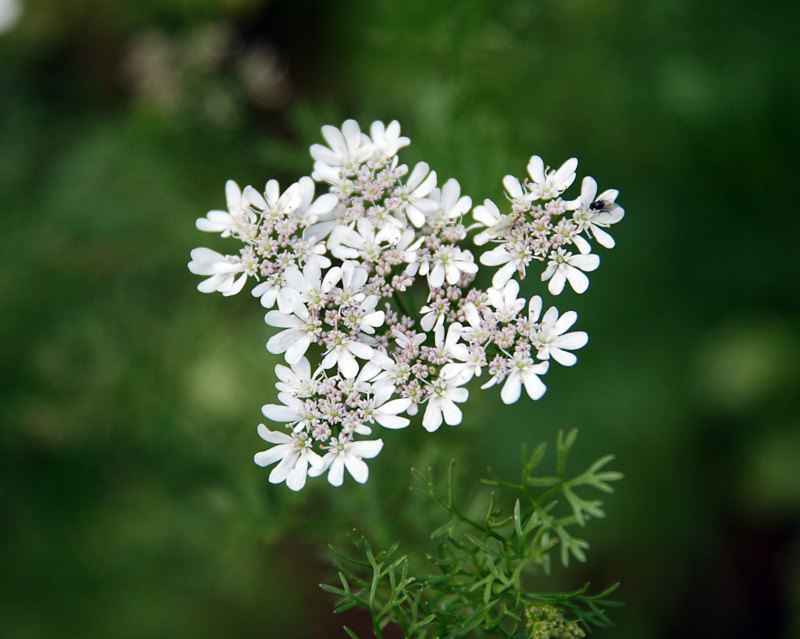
[1, 1, 799, 637]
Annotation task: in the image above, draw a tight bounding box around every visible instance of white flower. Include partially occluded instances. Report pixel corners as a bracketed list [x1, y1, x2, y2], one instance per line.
[260, 178, 301, 217]
[369, 120, 410, 164]
[422, 375, 469, 432]
[441, 345, 486, 385]
[395, 229, 424, 274]
[261, 394, 316, 433]
[429, 322, 468, 363]
[480, 244, 532, 289]
[428, 179, 471, 226]
[428, 245, 478, 289]
[289, 176, 339, 238]
[274, 357, 317, 398]
[439, 324, 485, 384]
[568, 176, 625, 249]
[397, 162, 438, 227]
[328, 218, 400, 262]
[367, 347, 415, 388]
[353, 295, 386, 335]
[499, 353, 549, 404]
[363, 384, 412, 429]
[281, 261, 341, 311]
[473, 198, 513, 246]
[527, 156, 578, 200]
[541, 248, 600, 295]
[337, 261, 369, 304]
[419, 301, 446, 333]
[487, 279, 526, 323]
[460, 304, 492, 344]
[251, 271, 297, 312]
[309, 438, 384, 486]
[254, 425, 323, 491]
[188, 247, 249, 296]
[195, 180, 258, 239]
[502, 174, 533, 204]
[528, 296, 588, 366]
[321, 332, 374, 379]
[265, 304, 319, 364]
[311, 119, 374, 182]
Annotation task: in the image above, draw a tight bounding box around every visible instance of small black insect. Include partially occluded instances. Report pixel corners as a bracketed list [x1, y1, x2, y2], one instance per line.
[589, 200, 613, 212]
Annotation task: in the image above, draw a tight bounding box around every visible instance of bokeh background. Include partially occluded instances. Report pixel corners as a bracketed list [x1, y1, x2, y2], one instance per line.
[2, 0, 799, 637]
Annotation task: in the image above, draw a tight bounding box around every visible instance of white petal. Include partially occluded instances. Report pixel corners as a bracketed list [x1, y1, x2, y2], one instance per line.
[441, 399, 462, 425]
[351, 439, 384, 459]
[344, 456, 369, 483]
[345, 340, 372, 360]
[550, 349, 578, 367]
[261, 404, 300, 423]
[328, 458, 345, 487]
[285, 457, 309, 491]
[565, 267, 590, 294]
[269, 452, 298, 484]
[338, 349, 359, 379]
[422, 402, 443, 432]
[553, 310, 578, 333]
[591, 226, 616, 249]
[503, 175, 524, 199]
[572, 235, 592, 255]
[547, 270, 567, 295]
[428, 265, 445, 289]
[557, 331, 588, 350]
[522, 371, 547, 400]
[257, 423, 293, 443]
[491, 262, 517, 289]
[321, 125, 347, 157]
[528, 296, 543, 322]
[265, 311, 301, 329]
[570, 253, 600, 272]
[254, 447, 287, 467]
[527, 156, 545, 184]
[225, 180, 241, 209]
[375, 413, 409, 429]
[244, 185, 267, 210]
[580, 176, 598, 208]
[285, 335, 312, 364]
[552, 158, 578, 191]
[500, 374, 522, 404]
[480, 246, 511, 267]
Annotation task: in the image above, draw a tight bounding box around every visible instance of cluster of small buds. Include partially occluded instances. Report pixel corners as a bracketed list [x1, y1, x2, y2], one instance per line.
[189, 119, 624, 490]
[525, 605, 586, 639]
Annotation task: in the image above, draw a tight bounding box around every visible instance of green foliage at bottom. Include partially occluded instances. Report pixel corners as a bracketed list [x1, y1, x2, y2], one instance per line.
[321, 430, 622, 638]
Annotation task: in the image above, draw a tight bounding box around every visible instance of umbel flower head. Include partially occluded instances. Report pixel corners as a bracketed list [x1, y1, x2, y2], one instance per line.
[189, 119, 624, 490]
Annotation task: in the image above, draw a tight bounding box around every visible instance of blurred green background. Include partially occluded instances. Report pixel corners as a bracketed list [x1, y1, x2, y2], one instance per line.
[2, 0, 799, 637]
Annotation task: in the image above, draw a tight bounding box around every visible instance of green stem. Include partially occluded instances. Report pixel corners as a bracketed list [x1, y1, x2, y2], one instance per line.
[371, 611, 383, 639]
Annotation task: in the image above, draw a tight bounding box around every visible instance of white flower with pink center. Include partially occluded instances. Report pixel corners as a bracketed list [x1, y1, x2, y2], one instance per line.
[422, 375, 469, 432]
[526, 156, 578, 200]
[541, 248, 600, 295]
[254, 425, 324, 491]
[309, 438, 384, 486]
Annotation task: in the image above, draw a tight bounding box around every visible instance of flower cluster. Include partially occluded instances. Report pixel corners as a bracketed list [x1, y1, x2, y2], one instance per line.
[189, 120, 624, 490]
